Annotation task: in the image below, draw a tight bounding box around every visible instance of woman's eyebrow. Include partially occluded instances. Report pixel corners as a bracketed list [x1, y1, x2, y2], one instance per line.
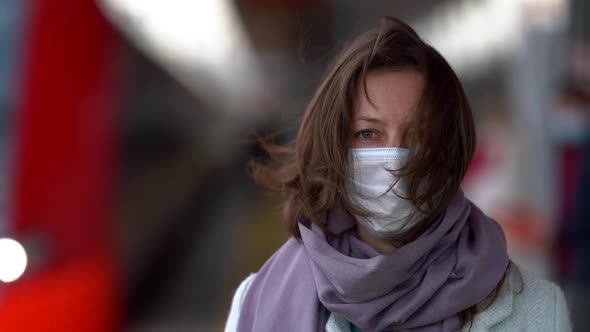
[354, 116, 383, 123]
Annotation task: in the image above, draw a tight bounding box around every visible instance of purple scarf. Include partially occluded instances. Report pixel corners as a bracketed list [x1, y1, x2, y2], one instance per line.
[237, 191, 509, 332]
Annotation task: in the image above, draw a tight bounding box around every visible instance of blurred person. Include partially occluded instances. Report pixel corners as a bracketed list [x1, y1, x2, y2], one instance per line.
[569, 133, 590, 332]
[567, 85, 590, 332]
[225, 17, 571, 332]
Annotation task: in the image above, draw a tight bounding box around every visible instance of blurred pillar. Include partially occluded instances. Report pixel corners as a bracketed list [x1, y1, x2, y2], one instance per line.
[509, 3, 567, 228]
[507, 2, 567, 275]
[0, 0, 29, 237]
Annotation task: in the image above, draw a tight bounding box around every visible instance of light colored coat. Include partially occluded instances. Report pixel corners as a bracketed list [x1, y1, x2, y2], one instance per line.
[225, 266, 572, 331]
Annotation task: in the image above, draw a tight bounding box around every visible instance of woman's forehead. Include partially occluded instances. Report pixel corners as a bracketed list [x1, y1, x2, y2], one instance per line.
[354, 70, 424, 121]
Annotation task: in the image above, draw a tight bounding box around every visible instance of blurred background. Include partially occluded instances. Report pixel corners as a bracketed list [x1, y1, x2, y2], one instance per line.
[0, 0, 588, 331]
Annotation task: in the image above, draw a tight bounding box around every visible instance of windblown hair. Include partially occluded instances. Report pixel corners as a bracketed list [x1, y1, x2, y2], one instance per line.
[250, 17, 517, 331]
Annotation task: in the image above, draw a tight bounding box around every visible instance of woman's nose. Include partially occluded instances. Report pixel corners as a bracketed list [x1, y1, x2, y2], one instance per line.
[384, 131, 403, 147]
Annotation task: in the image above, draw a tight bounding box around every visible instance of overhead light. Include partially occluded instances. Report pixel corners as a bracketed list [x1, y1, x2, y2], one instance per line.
[98, 0, 264, 115]
[419, 0, 568, 75]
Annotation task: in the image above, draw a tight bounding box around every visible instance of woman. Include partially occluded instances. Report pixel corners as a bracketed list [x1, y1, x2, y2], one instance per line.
[225, 17, 571, 332]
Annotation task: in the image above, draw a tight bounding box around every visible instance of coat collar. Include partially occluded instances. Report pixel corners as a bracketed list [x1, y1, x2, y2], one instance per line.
[326, 312, 351, 332]
[470, 267, 520, 330]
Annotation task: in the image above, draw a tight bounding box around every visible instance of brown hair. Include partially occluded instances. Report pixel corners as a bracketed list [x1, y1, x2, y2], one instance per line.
[251, 16, 514, 330]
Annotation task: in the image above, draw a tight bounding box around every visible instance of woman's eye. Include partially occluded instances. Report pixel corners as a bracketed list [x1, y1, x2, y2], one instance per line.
[358, 130, 377, 139]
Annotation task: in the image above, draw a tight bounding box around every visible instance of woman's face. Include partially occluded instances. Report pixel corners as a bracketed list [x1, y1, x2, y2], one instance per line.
[351, 70, 425, 148]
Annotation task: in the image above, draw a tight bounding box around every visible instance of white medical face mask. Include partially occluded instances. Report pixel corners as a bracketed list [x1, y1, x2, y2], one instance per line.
[347, 147, 426, 239]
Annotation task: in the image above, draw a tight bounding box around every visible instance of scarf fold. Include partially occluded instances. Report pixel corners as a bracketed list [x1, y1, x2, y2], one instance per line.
[237, 191, 509, 332]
